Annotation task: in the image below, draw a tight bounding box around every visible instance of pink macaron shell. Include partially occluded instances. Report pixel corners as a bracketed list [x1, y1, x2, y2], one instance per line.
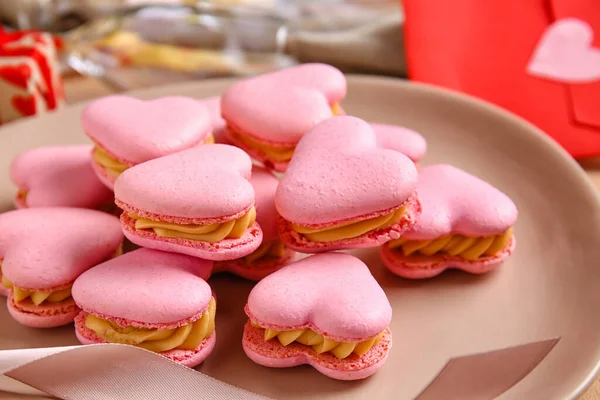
[114, 144, 254, 220]
[221, 63, 346, 144]
[263, 63, 346, 104]
[213, 247, 296, 281]
[278, 194, 421, 253]
[247, 252, 391, 341]
[381, 236, 516, 279]
[276, 116, 418, 226]
[74, 312, 216, 368]
[72, 248, 213, 326]
[199, 96, 228, 144]
[7, 296, 80, 328]
[371, 123, 427, 163]
[82, 96, 212, 165]
[242, 323, 391, 380]
[404, 164, 518, 240]
[0, 208, 123, 290]
[9, 145, 114, 209]
[121, 217, 263, 262]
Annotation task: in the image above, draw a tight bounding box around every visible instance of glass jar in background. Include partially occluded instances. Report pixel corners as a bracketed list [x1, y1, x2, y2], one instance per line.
[65, 4, 296, 90]
[18, 1, 404, 91]
[0, 0, 124, 32]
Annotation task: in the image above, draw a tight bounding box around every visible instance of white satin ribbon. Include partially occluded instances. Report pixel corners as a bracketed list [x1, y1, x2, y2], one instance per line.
[0, 344, 270, 400]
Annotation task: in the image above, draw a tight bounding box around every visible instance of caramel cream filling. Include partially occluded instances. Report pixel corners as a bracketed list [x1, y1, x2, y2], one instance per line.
[243, 240, 286, 263]
[291, 205, 406, 242]
[330, 103, 343, 116]
[388, 228, 513, 260]
[92, 146, 129, 178]
[228, 103, 342, 162]
[0, 245, 122, 306]
[129, 207, 256, 243]
[86, 297, 216, 352]
[251, 321, 384, 359]
[16, 189, 28, 204]
[231, 132, 295, 162]
[2, 279, 72, 305]
[92, 135, 215, 178]
[113, 242, 124, 258]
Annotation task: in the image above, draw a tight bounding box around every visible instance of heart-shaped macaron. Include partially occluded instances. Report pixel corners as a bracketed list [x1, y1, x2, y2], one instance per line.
[82, 95, 213, 189]
[528, 18, 600, 84]
[0, 208, 123, 327]
[276, 116, 420, 252]
[73, 248, 216, 367]
[243, 252, 392, 380]
[10, 145, 113, 209]
[371, 123, 427, 163]
[114, 144, 263, 261]
[381, 164, 518, 279]
[214, 167, 296, 280]
[221, 63, 346, 171]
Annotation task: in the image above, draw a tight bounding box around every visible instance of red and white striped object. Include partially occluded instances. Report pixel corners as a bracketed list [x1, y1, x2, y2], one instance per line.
[0, 29, 64, 124]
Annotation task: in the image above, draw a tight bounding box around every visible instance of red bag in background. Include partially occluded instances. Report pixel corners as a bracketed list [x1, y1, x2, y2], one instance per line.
[403, 0, 600, 158]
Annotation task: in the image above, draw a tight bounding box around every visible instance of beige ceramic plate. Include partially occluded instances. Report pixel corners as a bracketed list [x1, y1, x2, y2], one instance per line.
[0, 76, 599, 399]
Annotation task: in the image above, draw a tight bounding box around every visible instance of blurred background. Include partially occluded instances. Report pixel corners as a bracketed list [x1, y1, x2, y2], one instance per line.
[0, 0, 405, 96]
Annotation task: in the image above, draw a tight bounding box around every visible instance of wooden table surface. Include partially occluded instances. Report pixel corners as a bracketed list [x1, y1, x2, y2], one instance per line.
[60, 75, 600, 399]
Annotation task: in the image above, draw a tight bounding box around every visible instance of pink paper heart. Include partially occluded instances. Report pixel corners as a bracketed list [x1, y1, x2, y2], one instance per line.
[528, 18, 600, 83]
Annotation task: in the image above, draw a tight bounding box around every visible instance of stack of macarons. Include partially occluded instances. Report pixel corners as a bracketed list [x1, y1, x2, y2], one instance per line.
[1, 62, 517, 381]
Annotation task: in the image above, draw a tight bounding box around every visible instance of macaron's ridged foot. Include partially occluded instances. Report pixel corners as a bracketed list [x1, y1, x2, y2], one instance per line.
[279, 195, 421, 253]
[8, 296, 80, 328]
[242, 322, 391, 381]
[380, 236, 516, 279]
[121, 217, 263, 262]
[74, 311, 217, 368]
